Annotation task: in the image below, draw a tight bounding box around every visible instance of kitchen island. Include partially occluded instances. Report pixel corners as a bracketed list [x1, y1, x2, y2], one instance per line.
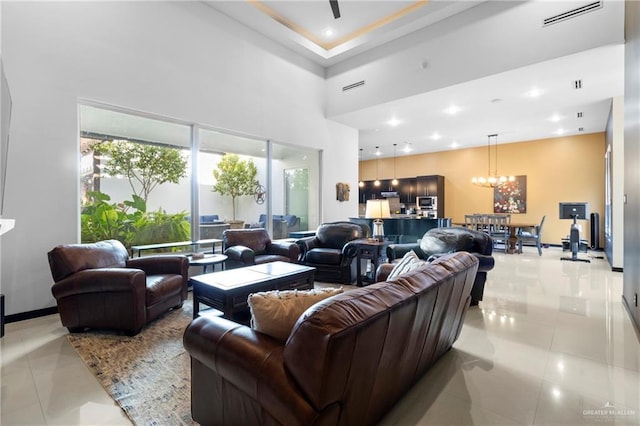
[350, 216, 451, 243]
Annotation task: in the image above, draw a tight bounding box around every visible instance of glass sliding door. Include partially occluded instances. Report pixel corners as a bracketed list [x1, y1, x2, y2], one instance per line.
[198, 128, 267, 239]
[79, 104, 191, 250]
[79, 103, 321, 247]
[271, 143, 320, 237]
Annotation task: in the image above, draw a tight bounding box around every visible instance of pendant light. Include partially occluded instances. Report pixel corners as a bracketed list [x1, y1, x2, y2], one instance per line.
[358, 148, 364, 187]
[391, 143, 398, 186]
[374, 146, 381, 187]
[471, 134, 515, 187]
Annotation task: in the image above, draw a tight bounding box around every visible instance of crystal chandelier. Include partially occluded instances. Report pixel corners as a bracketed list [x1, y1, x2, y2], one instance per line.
[471, 134, 515, 187]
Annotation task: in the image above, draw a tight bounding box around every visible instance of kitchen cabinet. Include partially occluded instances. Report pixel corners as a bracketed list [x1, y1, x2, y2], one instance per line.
[398, 178, 417, 205]
[416, 175, 445, 217]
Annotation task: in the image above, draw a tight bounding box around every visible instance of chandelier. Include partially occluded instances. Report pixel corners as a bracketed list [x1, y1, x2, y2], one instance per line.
[471, 134, 515, 187]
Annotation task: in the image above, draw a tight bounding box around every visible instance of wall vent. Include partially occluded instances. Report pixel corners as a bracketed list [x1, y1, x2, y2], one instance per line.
[543, 1, 602, 27]
[574, 79, 583, 89]
[342, 80, 365, 92]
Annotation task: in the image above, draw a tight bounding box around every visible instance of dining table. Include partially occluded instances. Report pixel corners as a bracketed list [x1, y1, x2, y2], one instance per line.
[504, 222, 538, 254]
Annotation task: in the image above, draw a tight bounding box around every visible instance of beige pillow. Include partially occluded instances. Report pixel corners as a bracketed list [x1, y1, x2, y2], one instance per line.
[388, 250, 427, 279]
[248, 287, 343, 341]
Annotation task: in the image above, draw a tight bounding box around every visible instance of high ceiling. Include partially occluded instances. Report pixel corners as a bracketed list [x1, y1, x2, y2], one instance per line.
[205, 0, 483, 67]
[207, 1, 623, 160]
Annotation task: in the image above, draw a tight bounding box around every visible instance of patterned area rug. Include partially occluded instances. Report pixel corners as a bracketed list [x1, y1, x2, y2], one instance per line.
[67, 301, 196, 425]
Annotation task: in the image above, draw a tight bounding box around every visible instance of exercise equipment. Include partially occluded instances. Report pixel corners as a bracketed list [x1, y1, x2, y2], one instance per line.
[560, 214, 590, 263]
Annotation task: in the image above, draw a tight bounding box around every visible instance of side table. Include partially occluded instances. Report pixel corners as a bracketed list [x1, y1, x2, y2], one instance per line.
[188, 253, 228, 274]
[354, 239, 388, 286]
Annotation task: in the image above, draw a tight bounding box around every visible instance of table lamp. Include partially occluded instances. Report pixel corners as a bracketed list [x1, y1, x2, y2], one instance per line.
[365, 199, 391, 241]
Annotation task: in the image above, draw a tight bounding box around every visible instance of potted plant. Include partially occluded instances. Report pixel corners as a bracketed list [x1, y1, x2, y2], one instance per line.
[212, 153, 258, 228]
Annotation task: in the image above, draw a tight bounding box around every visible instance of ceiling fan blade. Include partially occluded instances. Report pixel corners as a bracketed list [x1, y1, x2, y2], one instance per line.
[329, 0, 341, 19]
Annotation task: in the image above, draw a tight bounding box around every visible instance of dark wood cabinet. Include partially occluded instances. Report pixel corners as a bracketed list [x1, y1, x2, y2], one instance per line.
[359, 175, 444, 217]
[416, 175, 445, 217]
[398, 178, 417, 205]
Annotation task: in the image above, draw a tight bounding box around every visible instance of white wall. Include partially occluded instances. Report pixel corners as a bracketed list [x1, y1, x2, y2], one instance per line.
[325, 0, 625, 117]
[1, 1, 358, 316]
[609, 96, 624, 269]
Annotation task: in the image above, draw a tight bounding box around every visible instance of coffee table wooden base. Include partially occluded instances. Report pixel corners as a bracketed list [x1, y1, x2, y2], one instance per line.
[190, 261, 315, 322]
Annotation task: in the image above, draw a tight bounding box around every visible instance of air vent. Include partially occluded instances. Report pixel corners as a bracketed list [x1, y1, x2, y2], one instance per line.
[577, 112, 584, 118]
[579, 127, 584, 132]
[342, 80, 365, 92]
[574, 79, 583, 89]
[543, 1, 602, 27]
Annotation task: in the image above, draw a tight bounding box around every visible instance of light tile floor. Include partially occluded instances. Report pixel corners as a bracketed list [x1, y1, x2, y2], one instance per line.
[2, 246, 639, 425]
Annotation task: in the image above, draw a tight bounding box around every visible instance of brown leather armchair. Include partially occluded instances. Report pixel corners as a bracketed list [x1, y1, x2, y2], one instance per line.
[47, 239, 189, 335]
[383, 227, 495, 305]
[222, 228, 300, 269]
[297, 221, 369, 284]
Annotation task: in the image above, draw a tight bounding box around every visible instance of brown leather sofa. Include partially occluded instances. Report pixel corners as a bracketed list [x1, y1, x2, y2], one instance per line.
[223, 228, 300, 269]
[183, 251, 479, 425]
[47, 239, 188, 335]
[384, 226, 495, 305]
[296, 221, 370, 284]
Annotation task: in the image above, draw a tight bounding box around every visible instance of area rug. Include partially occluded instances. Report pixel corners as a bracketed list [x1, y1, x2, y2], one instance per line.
[67, 301, 196, 426]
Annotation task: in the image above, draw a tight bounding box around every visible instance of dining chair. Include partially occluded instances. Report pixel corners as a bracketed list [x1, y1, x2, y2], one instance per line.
[517, 215, 546, 256]
[489, 214, 510, 252]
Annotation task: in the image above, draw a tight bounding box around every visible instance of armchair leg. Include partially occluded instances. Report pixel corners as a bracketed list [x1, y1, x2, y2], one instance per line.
[126, 327, 143, 337]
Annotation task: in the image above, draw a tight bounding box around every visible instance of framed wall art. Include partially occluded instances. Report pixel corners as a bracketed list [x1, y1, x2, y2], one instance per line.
[494, 175, 526, 213]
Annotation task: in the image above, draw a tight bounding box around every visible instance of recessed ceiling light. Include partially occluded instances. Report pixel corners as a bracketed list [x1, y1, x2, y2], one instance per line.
[388, 118, 401, 127]
[431, 132, 441, 140]
[550, 114, 562, 122]
[443, 105, 461, 115]
[323, 28, 334, 37]
[403, 141, 412, 153]
[527, 87, 542, 98]
[450, 141, 459, 148]
[555, 128, 566, 135]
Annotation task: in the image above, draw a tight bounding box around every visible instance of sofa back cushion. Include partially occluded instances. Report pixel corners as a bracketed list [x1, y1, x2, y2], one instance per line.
[282, 252, 478, 424]
[223, 228, 271, 254]
[421, 227, 493, 256]
[47, 239, 129, 282]
[315, 222, 364, 249]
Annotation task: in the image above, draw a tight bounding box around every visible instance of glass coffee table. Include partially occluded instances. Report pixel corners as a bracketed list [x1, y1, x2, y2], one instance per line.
[190, 261, 315, 322]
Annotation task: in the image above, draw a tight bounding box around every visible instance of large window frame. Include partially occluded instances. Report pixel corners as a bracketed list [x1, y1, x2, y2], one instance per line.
[78, 101, 321, 245]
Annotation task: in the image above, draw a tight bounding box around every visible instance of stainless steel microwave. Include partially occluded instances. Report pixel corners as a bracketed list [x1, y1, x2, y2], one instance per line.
[416, 196, 437, 210]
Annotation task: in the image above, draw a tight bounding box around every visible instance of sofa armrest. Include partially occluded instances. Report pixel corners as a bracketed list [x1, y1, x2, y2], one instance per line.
[296, 236, 319, 258]
[183, 316, 318, 425]
[386, 243, 426, 261]
[268, 241, 301, 261]
[342, 240, 361, 258]
[375, 263, 395, 282]
[126, 255, 188, 276]
[474, 253, 495, 272]
[224, 245, 255, 264]
[51, 268, 146, 300]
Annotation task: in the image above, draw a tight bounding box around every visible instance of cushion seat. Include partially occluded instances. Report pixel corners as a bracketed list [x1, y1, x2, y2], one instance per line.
[305, 248, 342, 265]
[145, 274, 184, 306]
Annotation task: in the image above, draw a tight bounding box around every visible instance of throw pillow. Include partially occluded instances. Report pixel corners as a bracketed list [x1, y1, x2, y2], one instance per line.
[388, 250, 427, 279]
[248, 287, 343, 341]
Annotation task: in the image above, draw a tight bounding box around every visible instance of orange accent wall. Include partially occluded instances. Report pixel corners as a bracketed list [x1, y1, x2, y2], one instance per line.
[359, 133, 606, 246]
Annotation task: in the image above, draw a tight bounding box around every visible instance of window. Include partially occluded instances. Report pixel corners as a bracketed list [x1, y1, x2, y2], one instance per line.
[79, 104, 320, 248]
